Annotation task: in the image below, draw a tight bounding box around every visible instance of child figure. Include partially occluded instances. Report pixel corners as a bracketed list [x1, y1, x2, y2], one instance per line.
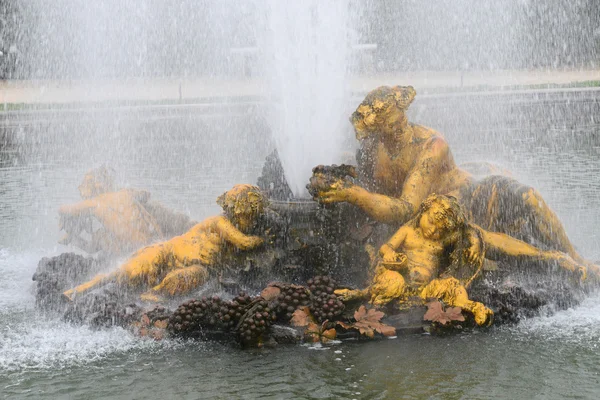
[337, 194, 589, 326]
[59, 166, 195, 256]
[63, 184, 268, 302]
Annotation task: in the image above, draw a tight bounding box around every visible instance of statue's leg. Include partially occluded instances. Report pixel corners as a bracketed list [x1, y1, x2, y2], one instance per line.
[119, 243, 173, 286]
[63, 243, 172, 301]
[63, 270, 119, 301]
[420, 277, 493, 326]
[370, 269, 407, 306]
[141, 264, 209, 301]
[465, 176, 583, 263]
[519, 187, 583, 263]
[481, 230, 588, 280]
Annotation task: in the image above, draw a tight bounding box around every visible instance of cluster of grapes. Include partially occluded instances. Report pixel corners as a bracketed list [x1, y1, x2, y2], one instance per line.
[219, 292, 254, 330]
[237, 299, 277, 344]
[169, 296, 229, 335]
[145, 305, 171, 324]
[307, 164, 357, 198]
[307, 276, 345, 322]
[169, 292, 277, 345]
[271, 284, 312, 321]
[89, 302, 140, 328]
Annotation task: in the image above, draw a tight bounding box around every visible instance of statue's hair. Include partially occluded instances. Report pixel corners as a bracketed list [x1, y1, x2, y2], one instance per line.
[414, 194, 485, 287]
[217, 184, 268, 216]
[81, 165, 116, 195]
[351, 85, 416, 127]
[413, 193, 467, 234]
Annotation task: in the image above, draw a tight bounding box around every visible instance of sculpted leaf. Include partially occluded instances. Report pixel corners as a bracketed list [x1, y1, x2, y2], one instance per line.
[304, 320, 337, 344]
[445, 307, 465, 322]
[154, 319, 168, 329]
[377, 324, 397, 337]
[290, 306, 313, 327]
[424, 301, 464, 325]
[423, 301, 445, 323]
[304, 322, 321, 343]
[140, 314, 151, 327]
[350, 305, 396, 338]
[260, 286, 281, 301]
[151, 329, 165, 341]
[321, 328, 337, 343]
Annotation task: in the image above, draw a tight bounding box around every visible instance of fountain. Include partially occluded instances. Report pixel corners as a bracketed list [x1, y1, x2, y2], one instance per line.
[3, 1, 600, 397]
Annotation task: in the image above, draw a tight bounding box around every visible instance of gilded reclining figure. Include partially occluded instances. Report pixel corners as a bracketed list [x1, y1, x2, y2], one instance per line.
[59, 166, 195, 256]
[63, 184, 268, 302]
[336, 194, 589, 326]
[308, 85, 597, 273]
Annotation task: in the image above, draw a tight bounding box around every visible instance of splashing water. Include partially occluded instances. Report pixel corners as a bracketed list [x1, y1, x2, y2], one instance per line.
[261, 0, 355, 197]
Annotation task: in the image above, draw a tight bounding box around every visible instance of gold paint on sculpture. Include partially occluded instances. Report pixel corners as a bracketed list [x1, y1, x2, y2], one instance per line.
[59, 166, 195, 256]
[63, 184, 268, 302]
[336, 195, 591, 326]
[309, 85, 593, 270]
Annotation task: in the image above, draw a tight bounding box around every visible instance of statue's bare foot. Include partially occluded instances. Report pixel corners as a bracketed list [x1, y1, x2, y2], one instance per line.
[471, 302, 493, 326]
[62, 289, 75, 302]
[140, 291, 164, 303]
[58, 233, 73, 246]
[334, 288, 366, 302]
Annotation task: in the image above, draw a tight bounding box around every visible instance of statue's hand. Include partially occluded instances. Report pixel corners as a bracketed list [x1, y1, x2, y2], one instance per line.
[307, 171, 356, 204]
[548, 251, 588, 281]
[382, 250, 400, 263]
[317, 186, 354, 204]
[466, 241, 484, 265]
[243, 236, 264, 249]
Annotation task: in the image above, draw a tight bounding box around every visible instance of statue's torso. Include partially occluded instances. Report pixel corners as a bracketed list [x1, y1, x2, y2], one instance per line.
[366, 125, 472, 198]
[89, 190, 162, 252]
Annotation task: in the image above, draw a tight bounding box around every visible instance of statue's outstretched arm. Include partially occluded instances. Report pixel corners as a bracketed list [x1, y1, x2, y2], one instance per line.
[214, 217, 264, 250]
[479, 228, 587, 279]
[59, 199, 96, 217]
[347, 187, 415, 224]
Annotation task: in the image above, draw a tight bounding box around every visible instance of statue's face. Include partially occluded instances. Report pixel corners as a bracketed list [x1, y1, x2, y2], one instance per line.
[351, 100, 405, 141]
[78, 173, 104, 199]
[230, 209, 259, 232]
[419, 205, 450, 240]
[219, 186, 266, 232]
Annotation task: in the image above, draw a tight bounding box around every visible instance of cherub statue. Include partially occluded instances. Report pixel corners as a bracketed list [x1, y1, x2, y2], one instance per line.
[63, 184, 269, 302]
[336, 194, 589, 326]
[59, 166, 195, 256]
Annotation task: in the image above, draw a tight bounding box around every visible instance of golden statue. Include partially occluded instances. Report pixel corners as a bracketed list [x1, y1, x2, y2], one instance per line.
[59, 166, 195, 256]
[63, 184, 268, 302]
[308, 85, 592, 270]
[336, 195, 589, 326]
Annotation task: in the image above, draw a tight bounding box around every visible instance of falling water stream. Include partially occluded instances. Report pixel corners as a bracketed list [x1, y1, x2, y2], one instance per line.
[2, 1, 600, 399]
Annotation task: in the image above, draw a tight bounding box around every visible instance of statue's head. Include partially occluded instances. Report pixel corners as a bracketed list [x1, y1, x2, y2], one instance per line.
[78, 166, 116, 199]
[415, 194, 466, 240]
[217, 184, 269, 231]
[350, 85, 416, 140]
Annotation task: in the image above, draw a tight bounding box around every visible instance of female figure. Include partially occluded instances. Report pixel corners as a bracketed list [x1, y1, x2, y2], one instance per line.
[309, 85, 587, 266]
